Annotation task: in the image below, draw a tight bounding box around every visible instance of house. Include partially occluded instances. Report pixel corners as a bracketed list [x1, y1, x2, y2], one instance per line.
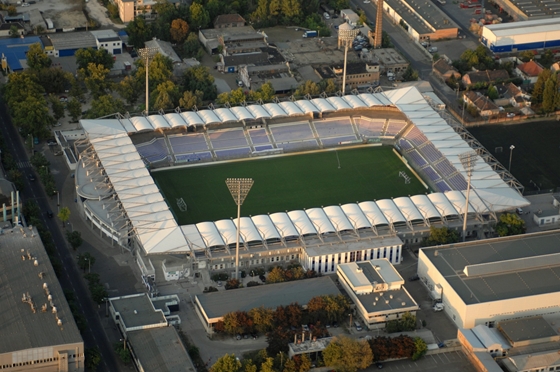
[114, 0, 183, 23]
[144, 39, 182, 64]
[90, 29, 122, 55]
[515, 60, 544, 84]
[340, 9, 360, 27]
[461, 69, 509, 87]
[432, 58, 461, 81]
[214, 14, 245, 28]
[494, 82, 527, 107]
[0, 22, 24, 37]
[463, 91, 500, 116]
[337, 259, 419, 330]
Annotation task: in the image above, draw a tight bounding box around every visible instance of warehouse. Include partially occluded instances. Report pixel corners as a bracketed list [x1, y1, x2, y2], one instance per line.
[481, 18, 560, 53]
[417, 230, 560, 329]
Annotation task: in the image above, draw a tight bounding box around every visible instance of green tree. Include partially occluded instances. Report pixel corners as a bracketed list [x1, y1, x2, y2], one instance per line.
[67, 98, 82, 122]
[518, 50, 535, 62]
[252, 0, 270, 24]
[412, 337, 427, 361]
[422, 226, 459, 246]
[261, 357, 275, 372]
[7, 5, 17, 16]
[211, 354, 242, 372]
[294, 80, 320, 97]
[182, 32, 204, 60]
[179, 90, 203, 110]
[87, 95, 125, 118]
[9, 25, 20, 38]
[76, 47, 115, 71]
[322, 336, 373, 372]
[80, 63, 112, 99]
[402, 65, 419, 81]
[183, 66, 217, 100]
[117, 75, 141, 106]
[189, 3, 210, 30]
[495, 213, 526, 237]
[487, 84, 498, 100]
[114, 342, 132, 364]
[381, 31, 393, 48]
[77, 252, 96, 272]
[126, 16, 153, 49]
[66, 231, 83, 251]
[170, 18, 189, 44]
[12, 95, 53, 138]
[27, 43, 52, 70]
[58, 207, 71, 228]
[532, 69, 551, 104]
[36, 68, 72, 95]
[267, 266, 286, 283]
[542, 72, 559, 113]
[151, 80, 179, 111]
[85, 347, 101, 372]
[248, 306, 275, 333]
[49, 95, 65, 121]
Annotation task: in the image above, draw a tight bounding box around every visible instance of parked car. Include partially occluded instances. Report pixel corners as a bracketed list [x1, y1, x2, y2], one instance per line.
[46, 210, 53, 218]
[28, 173, 35, 182]
[506, 112, 515, 118]
[433, 303, 444, 312]
[408, 274, 420, 281]
[259, 274, 266, 282]
[47, 141, 57, 146]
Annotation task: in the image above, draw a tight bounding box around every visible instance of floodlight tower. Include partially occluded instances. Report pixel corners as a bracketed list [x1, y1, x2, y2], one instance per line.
[138, 47, 159, 115]
[226, 178, 254, 280]
[337, 23, 359, 95]
[459, 151, 478, 242]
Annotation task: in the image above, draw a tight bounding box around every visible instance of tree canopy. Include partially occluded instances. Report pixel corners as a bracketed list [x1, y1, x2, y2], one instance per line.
[495, 213, 525, 237]
[422, 226, 459, 246]
[322, 336, 373, 372]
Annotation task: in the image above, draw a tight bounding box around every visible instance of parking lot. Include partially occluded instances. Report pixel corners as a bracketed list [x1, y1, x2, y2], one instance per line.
[374, 350, 476, 372]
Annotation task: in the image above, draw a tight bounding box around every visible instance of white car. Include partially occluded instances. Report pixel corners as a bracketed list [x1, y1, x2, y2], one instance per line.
[22, 2, 30, 6]
[433, 303, 444, 312]
[364, 0, 371, 3]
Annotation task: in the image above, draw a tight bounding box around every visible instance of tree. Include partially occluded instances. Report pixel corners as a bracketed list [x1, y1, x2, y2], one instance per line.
[412, 337, 427, 361]
[266, 266, 286, 283]
[170, 19, 189, 44]
[117, 75, 141, 106]
[402, 65, 419, 81]
[248, 306, 275, 333]
[7, 5, 17, 16]
[12, 95, 53, 138]
[151, 80, 179, 111]
[211, 354, 241, 372]
[78, 252, 96, 272]
[189, 3, 210, 30]
[182, 32, 204, 60]
[532, 69, 552, 104]
[381, 31, 393, 48]
[85, 347, 101, 371]
[225, 278, 241, 290]
[294, 80, 320, 97]
[76, 47, 115, 71]
[179, 90, 203, 110]
[322, 336, 373, 372]
[260, 357, 275, 372]
[27, 43, 52, 70]
[9, 25, 20, 38]
[126, 16, 152, 49]
[80, 63, 112, 99]
[487, 84, 498, 100]
[183, 66, 217, 100]
[87, 95, 125, 118]
[66, 231, 83, 251]
[114, 342, 132, 364]
[542, 72, 559, 113]
[422, 226, 459, 246]
[49, 95, 65, 121]
[58, 206, 71, 228]
[495, 213, 525, 237]
[67, 98, 82, 122]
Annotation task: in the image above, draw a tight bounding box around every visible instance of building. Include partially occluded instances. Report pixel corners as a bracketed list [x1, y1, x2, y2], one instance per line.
[378, 0, 459, 42]
[463, 91, 500, 116]
[288, 337, 333, 359]
[331, 62, 380, 89]
[494, 82, 525, 107]
[90, 29, 123, 55]
[108, 294, 193, 372]
[337, 259, 419, 330]
[0, 22, 24, 37]
[214, 14, 245, 28]
[43, 32, 97, 57]
[417, 230, 560, 329]
[340, 9, 360, 27]
[0, 225, 84, 371]
[0, 36, 42, 72]
[115, 0, 135, 23]
[194, 277, 341, 333]
[144, 39, 182, 64]
[503, 350, 560, 372]
[515, 60, 544, 84]
[432, 58, 461, 81]
[481, 18, 560, 53]
[363, 48, 409, 75]
[461, 69, 510, 87]
[198, 26, 266, 54]
[487, 0, 560, 20]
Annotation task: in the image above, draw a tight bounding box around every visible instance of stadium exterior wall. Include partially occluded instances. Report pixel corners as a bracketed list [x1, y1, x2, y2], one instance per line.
[481, 22, 560, 53]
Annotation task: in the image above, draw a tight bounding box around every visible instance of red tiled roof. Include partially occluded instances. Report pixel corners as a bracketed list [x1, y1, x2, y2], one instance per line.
[517, 60, 544, 77]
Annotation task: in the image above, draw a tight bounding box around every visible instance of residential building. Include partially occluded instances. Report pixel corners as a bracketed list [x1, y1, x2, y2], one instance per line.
[417, 230, 560, 330]
[337, 259, 419, 330]
[115, 0, 135, 23]
[331, 62, 380, 89]
[463, 91, 500, 116]
[432, 58, 461, 81]
[0, 225, 84, 371]
[340, 9, 360, 27]
[494, 82, 523, 107]
[198, 26, 266, 54]
[90, 29, 122, 55]
[515, 60, 544, 84]
[0, 22, 24, 37]
[461, 69, 509, 87]
[214, 14, 245, 28]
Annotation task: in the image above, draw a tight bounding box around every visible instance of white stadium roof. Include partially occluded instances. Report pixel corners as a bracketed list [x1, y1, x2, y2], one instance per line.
[79, 86, 529, 255]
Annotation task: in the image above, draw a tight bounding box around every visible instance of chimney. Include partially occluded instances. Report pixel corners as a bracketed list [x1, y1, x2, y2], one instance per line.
[374, 0, 384, 48]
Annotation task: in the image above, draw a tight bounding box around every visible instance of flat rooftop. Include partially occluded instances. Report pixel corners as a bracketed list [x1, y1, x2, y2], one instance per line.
[110, 294, 167, 329]
[197, 276, 341, 320]
[369, 48, 408, 67]
[384, 0, 458, 33]
[421, 231, 560, 305]
[359, 287, 418, 314]
[200, 26, 260, 40]
[507, 0, 560, 18]
[0, 226, 82, 354]
[47, 31, 97, 50]
[499, 316, 558, 344]
[127, 327, 194, 372]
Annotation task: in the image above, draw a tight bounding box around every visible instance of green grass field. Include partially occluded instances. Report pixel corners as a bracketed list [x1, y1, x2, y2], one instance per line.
[152, 146, 427, 225]
[468, 121, 560, 193]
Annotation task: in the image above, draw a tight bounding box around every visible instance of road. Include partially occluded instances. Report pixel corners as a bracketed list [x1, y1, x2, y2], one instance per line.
[0, 96, 121, 372]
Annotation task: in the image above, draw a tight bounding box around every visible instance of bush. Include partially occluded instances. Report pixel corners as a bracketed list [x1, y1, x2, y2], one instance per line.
[204, 286, 218, 293]
[412, 337, 428, 361]
[246, 281, 261, 287]
[211, 273, 228, 281]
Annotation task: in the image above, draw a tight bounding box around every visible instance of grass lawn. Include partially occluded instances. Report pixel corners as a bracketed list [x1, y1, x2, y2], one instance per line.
[152, 146, 427, 225]
[468, 121, 560, 192]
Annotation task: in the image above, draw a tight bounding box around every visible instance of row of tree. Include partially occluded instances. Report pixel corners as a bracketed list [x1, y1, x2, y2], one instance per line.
[532, 69, 560, 113]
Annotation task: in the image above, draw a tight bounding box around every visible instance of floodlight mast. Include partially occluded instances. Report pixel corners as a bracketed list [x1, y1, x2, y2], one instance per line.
[138, 47, 159, 115]
[225, 178, 254, 280]
[459, 151, 478, 242]
[338, 27, 359, 95]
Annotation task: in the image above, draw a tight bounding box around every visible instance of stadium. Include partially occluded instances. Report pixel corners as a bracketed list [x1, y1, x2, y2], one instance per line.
[74, 86, 529, 280]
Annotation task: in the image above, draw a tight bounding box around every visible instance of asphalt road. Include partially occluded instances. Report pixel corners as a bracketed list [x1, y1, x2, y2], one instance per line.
[0, 96, 121, 372]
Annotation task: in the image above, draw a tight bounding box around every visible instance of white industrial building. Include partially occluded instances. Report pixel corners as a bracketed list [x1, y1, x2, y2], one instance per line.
[417, 230, 560, 329]
[481, 18, 560, 53]
[337, 259, 419, 329]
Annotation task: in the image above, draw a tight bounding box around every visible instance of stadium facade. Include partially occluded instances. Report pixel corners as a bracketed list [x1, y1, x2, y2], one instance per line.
[75, 86, 528, 279]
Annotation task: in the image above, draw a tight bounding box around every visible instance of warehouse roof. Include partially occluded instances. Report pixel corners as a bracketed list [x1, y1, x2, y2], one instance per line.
[484, 18, 560, 37]
[47, 31, 97, 50]
[384, 0, 458, 33]
[0, 226, 82, 354]
[196, 277, 340, 321]
[498, 316, 558, 344]
[421, 231, 560, 305]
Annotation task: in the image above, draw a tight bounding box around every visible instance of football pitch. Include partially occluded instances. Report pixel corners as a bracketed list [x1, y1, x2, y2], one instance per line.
[152, 146, 427, 225]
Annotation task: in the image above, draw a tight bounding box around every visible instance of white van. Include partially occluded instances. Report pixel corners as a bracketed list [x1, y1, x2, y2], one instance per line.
[324, 12, 330, 19]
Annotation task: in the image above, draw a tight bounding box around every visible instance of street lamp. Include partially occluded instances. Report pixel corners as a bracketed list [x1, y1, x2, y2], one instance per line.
[338, 25, 359, 95]
[459, 151, 477, 242]
[348, 313, 353, 329]
[508, 145, 515, 173]
[225, 178, 254, 280]
[84, 257, 91, 273]
[138, 47, 159, 115]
